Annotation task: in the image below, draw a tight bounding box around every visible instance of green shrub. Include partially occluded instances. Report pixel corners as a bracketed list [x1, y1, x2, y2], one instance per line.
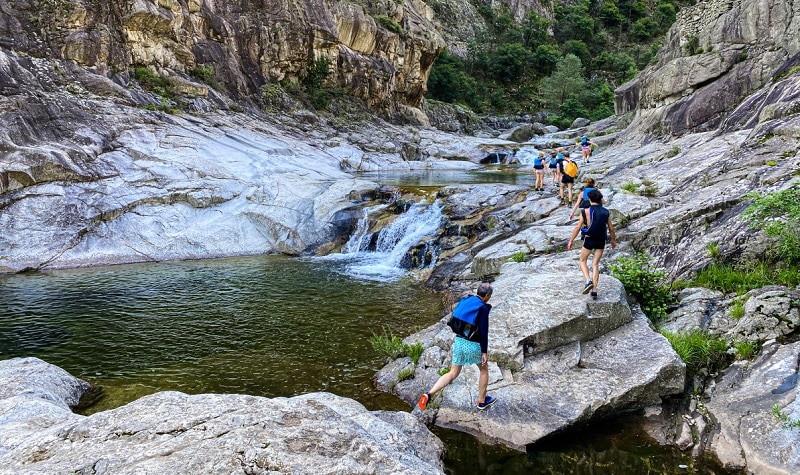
[507, 250, 527, 263]
[132, 66, 173, 98]
[743, 187, 800, 265]
[301, 57, 333, 109]
[766, 160, 778, 166]
[369, 331, 407, 359]
[610, 253, 675, 322]
[437, 367, 451, 376]
[685, 35, 700, 55]
[397, 367, 415, 382]
[734, 341, 759, 360]
[661, 330, 729, 376]
[665, 145, 681, 158]
[729, 301, 745, 319]
[404, 341, 425, 365]
[191, 65, 214, 83]
[375, 15, 402, 35]
[621, 181, 638, 193]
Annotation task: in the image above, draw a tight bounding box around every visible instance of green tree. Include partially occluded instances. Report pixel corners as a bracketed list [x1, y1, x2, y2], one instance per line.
[532, 45, 561, 75]
[490, 43, 532, 81]
[555, 0, 595, 44]
[521, 11, 551, 48]
[563, 40, 590, 66]
[599, 0, 626, 26]
[540, 54, 586, 110]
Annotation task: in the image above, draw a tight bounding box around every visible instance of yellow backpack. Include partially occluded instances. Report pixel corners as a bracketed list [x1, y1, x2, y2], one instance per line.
[564, 160, 579, 178]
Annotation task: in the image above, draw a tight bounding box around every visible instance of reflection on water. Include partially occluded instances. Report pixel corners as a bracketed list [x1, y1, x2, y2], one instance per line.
[0, 256, 443, 413]
[0, 256, 734, 474]
[358, 168, 536, 188]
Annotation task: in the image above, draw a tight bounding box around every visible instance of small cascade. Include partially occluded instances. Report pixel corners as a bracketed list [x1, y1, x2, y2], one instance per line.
[515, 146, 542, 165]
[329, 201, 444, 281]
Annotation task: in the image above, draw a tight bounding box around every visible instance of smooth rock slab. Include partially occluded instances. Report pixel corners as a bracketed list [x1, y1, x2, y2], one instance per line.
[705, 341, 800, 473]
[0, 358, 444, 475]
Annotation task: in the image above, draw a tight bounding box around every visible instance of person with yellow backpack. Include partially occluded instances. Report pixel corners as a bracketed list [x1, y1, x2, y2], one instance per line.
[559, 152, 578, 205]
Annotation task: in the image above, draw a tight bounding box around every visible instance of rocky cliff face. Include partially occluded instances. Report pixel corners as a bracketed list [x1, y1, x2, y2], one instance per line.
[616, 0, 800, 136]
[0, 0, 444, 118]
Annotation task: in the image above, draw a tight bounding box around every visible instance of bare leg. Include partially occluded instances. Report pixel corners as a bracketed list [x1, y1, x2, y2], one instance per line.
[579, 247, 592, 282]
[591, 249, 605, 289]
[477, 362, 489, 403]
[428, 365, 462, 397]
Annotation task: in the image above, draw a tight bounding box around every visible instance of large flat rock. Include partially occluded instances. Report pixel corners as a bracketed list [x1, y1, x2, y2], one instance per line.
[0, 358, 445, 474]
[705, 341, 800, 473]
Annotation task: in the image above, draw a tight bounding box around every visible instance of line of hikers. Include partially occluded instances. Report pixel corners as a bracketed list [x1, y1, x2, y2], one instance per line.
[415, 136, 615, 413]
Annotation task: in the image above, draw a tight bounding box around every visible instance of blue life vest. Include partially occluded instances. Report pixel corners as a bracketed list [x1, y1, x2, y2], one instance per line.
[534, 156, 543, 167]
[550, 156, 557, 166]
[447, 295, 483, 340]
[581, 137, 589, 145]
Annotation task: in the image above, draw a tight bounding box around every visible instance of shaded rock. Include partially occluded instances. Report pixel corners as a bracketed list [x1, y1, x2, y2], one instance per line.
[661, 287, 725, 333]
[0, 358, 445, 474]
[705, 341, 800, 473]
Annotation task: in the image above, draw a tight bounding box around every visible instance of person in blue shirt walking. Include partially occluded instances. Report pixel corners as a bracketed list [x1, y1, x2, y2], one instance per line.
[567, 189, 616, 300]
[417, 282, 496, 411]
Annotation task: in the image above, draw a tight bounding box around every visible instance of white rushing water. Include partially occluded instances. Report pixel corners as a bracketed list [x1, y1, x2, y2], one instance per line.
[322, 201, 444, 281]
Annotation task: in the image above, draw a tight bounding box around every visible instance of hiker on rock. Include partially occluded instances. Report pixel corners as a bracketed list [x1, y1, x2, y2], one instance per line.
[577, 136, 596, 164]
[533, 151, 546, 191]
[569, 177, 597, 222]
[559, 152, 578, 205]
[548, 150, 559, 187]
[567, 189, 616, 300]
[417, 282, 496, 411]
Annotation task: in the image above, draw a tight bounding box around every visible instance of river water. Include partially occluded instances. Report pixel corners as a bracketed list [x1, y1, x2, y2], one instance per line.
[0, 168, 732, 473]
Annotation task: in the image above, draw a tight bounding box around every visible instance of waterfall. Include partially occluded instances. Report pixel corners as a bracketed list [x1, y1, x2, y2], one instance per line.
[515, 146, 542, 165]
[328, 201, 444, 281]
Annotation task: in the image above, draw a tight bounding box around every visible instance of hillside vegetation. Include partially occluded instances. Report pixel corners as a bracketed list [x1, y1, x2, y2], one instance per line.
[427, 0, 690, 127]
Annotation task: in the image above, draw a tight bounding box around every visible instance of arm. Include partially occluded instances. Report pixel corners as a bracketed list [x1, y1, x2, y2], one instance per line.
[567, 213, 585, 250]
[478, 305, 490, 357]
[607, 219, 617, 249]
[570, 197, 581, 219]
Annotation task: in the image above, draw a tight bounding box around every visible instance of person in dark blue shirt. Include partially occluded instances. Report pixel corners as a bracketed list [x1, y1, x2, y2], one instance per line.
[567, 189, 616, 300]
[417, 282, 496, 411]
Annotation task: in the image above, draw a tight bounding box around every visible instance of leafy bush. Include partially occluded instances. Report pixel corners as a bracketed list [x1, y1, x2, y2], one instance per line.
[661, 330, 729, 376]
[369, 331, 406, 359]
[375, 15, 402, 35]
[301, 57, 333, 109]
[610, 253, 675, 322]
[734, 341, 759, 360]
[405, 341, 425, 365]
[191, 65, 214, 83]
[132, 66, 173, 98]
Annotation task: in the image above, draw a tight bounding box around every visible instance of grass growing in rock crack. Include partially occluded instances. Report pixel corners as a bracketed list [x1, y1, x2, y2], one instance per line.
[660, 330, 729, 376]
[692, 262, 800, 294]
[507, 250, 528, 263]
[405, 341, 425, 365]
[733, 341, 759, 360]
[729, 301, 745, 319]
[772, 404, 800, 429]
[437, 367, 451, 376]
[706, 241, 720, 259]
[397, 367, 415, 382]
[370, 330, 407, 359]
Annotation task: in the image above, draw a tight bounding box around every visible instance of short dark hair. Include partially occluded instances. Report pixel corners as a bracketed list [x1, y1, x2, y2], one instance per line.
[477, 282, 493, 297]
[588, 189, 603, 203]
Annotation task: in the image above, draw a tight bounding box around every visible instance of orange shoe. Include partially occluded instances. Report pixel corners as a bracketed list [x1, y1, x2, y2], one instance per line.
[417, 392, 430, 411]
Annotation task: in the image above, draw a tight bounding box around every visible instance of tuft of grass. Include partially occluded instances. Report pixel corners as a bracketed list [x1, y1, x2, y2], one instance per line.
[743, 187, 800, 266]
[665, 145, 681, 158]
[397, 367, 415, 382]
[621, 181, 638, 193]
[706, 241, 720, 259]
[610, 253, 675, 322]
[437, 367, 451, 376]
[733, 341, 759, 360]
[661, 329, 729, 376]
[507, 250, 527, 263]
[692, 261, 800, 294]
[133, 66, 174, 98]
[766, 160, 778, 166]
[375, 15, 403, 35]
[772, 404, 800, 429]
[729, 301, 745, 319]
